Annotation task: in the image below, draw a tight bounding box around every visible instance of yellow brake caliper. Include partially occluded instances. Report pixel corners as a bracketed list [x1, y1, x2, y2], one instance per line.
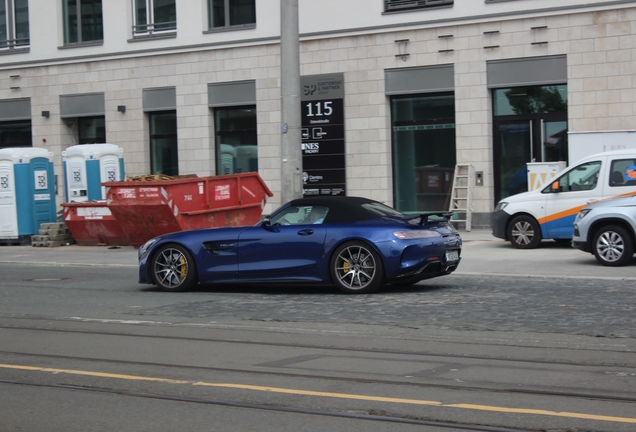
[343, 261, 350, 274]
[178, 256, 188, 278]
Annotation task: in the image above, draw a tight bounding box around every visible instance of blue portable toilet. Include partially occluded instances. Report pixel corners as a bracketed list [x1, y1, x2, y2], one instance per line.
[62, 144, 125, 202]
[0, 147, 57, 243]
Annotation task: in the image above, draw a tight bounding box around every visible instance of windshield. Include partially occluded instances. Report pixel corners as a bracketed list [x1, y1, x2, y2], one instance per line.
[543, 161, 601, 193]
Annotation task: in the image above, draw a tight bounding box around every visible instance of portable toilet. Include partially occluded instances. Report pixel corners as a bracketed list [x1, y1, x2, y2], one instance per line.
[219, 144, 236, 175]
[0, 147, 57, 243]
[62, 144, 124, 202]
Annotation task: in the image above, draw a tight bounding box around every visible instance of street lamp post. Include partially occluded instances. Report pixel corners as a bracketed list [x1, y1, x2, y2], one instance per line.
[280, 0, 303, 202]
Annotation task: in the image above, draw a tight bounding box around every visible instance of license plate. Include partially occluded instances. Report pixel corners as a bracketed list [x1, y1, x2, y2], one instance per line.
[446, 250, 459, 262]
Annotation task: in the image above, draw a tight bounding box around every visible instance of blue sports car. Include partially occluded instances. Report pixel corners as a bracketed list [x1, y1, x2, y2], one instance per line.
[138, 196, 462, 294]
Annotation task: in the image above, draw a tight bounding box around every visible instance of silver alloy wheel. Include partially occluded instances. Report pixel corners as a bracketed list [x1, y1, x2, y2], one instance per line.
[154, 247, 190, 289]
[595, 230, 625, 263]
[511, 220, 535, 246]
[333, 244, 377, 291]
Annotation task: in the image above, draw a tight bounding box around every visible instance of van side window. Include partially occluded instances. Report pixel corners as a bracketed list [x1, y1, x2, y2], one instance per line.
[609, 159, 636, 187]
[545, 161, 601, 193]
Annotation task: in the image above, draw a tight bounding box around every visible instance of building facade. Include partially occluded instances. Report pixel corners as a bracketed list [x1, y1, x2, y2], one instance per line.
[1, 0, 636, 226]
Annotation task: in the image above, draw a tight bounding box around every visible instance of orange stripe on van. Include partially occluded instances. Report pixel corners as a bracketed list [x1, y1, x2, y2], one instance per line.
[537, 190, 636, 225]
[538, 206, 585, 225]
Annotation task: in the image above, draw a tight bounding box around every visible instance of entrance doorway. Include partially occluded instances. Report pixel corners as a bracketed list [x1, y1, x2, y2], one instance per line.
[492, 85, 568, 203]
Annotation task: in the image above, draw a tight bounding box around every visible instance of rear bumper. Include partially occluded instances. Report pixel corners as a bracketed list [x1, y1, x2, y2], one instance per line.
[389, 256, 461, 284]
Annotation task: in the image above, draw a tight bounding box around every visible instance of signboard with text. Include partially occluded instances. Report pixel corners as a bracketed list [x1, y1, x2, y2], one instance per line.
[301, 73, 346, 196]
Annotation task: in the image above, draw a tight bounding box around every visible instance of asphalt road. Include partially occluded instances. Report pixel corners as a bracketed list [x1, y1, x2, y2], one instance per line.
[0, 233, 634, 431]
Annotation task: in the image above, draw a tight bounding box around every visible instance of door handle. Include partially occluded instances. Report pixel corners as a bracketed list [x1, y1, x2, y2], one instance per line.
[297, 229, 314, 236]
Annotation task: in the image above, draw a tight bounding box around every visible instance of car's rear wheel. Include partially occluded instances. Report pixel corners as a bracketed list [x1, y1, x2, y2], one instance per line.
[330, 241, 384, 294]
[151, 244, 198, 291]
[592, 225, 634, 266]
[508, 215, 542, 249]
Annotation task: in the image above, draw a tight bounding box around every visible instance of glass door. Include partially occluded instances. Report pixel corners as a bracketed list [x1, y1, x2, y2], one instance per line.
[497, 121, 532, 200]
[494, 118, 568, 202]
[492, 84, 568, 203]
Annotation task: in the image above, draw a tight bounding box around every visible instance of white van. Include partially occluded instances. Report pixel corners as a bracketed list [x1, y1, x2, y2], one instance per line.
[492, 149, 636, 248]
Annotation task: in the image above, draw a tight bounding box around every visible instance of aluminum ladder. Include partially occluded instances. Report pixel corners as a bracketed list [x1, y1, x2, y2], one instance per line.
[448, 164, 474, 231]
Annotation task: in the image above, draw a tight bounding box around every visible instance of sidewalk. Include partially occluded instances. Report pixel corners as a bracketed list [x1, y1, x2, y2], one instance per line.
[0, 230, 634, 280]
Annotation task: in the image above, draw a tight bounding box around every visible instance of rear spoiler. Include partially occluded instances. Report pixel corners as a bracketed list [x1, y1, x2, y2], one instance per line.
[401, 211, 455, 226]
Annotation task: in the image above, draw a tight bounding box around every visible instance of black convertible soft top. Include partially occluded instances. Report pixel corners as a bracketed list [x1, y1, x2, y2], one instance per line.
[289, 196, 401, 224]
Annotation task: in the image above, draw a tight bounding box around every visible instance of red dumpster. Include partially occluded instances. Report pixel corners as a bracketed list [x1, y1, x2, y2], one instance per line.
[62, 201, 131, 246]
[103, 172, 273, 248]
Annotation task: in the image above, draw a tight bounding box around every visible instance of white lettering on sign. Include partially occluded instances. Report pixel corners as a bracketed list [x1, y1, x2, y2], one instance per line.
[34, 194, 50, 201]
[215, 185, 231, 200]
[139, 187, 160, 198]
[118, 188, 137, 199]
[302, 142, 320, 154]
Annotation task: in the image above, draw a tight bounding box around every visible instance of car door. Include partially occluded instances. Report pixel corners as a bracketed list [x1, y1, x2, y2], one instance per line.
[541, 158, 604, 239]
[236, 224, 327, 276]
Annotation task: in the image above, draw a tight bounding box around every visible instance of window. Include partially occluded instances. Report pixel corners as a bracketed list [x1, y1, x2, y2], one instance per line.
[134, 0, 176, 36]
[63, 0, 102, 44]
[215, 106, 257, 175]
[270, 205, 329, 226]
[391, 93, 456, 213]
[609, 159, 636, 187]
[384, 0, 453, 13]
[78, 116, 105, 144]
[0, 120, 31, 149]
[545, 161, 601, 193]
[0, 0, 29, 50]
[208, 0, 255, 30]
[493, 85, 567, 116]
[149, 111, 178, 176]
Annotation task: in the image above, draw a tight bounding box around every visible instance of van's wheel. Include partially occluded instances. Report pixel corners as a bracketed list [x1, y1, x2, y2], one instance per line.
[330, 241, 383, 294]
[508, 215, 542, 249]
[592, 225, 634, 266]
[151, 244, 198, 291]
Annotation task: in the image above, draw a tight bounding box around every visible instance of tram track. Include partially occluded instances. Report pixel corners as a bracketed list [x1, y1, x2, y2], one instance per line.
[0, 379, 531, 432]
[1, 322, 634, 368]
[1, 323, 635, 404]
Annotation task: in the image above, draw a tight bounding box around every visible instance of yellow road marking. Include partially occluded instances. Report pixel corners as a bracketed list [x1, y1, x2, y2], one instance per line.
[1, 363, 635, 424]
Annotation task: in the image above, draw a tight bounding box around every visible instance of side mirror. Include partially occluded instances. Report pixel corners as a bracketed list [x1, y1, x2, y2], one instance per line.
[260, 215, 271, 226]
[551, 181, 560, 193]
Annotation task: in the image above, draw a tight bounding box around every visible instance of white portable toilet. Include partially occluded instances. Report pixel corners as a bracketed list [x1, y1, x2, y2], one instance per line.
[0, 147, 56, 242]
[219, 144, 236, 175]
[62, 144, 124, 202]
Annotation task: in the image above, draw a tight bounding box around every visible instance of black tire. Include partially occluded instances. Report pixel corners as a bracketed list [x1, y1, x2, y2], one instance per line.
[508, 215, 542, 249]
[330, 241, 384, 294]
[150, 244, 198, 291]
[592, 225, 634, 267]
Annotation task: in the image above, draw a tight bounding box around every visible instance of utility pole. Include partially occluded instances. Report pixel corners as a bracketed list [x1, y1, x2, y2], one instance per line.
[280, 0, 303, 202]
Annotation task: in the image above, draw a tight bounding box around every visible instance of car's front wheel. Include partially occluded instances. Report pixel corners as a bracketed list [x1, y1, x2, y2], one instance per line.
[508, 215, 542, 249]
[592, 225, 634, 266]
[151, 244, 198, 291]
[330, 241, 383, 294]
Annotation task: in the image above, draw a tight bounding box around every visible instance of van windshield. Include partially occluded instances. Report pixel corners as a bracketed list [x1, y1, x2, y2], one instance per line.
[543, 161, 601, 193]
